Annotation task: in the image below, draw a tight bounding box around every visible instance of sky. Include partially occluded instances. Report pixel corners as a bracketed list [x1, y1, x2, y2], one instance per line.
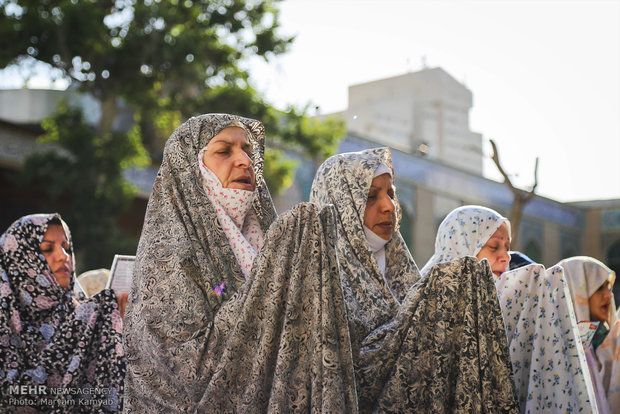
[246, 0, 620, 202]
[2, 0, 618, 202]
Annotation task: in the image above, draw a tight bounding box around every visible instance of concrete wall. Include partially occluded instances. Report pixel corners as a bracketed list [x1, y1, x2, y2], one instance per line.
[583, 209, 603, 259]
[412, 186, 436, 266]
[344, 67, 482, 175]
[0, 89, 67, 124]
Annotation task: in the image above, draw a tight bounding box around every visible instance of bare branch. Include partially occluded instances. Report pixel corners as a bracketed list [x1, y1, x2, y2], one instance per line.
[523, 157, 539, 203]
[531, 157, 539, 191]
[490, 138, 517, 192]
[490, 139, 540, 247]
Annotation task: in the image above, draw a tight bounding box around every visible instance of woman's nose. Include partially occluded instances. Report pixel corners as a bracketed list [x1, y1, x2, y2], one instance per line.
[56, 247, 69, 263]
[380, 195, 395, 213]
[234, 150, 252, 167]
[499, 249, 510, 263]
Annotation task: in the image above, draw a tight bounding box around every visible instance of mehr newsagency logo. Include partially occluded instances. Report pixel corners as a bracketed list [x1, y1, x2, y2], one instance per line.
[2, 384, 117, 409]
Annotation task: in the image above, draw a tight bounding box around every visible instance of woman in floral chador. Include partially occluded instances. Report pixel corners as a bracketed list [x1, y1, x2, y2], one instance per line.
[0, 214, 126, 412]
[559, 256, 620, 412]
[123, 114, 357, 412]
[423, 205, 598, 413]
[310, 148, 519, 413]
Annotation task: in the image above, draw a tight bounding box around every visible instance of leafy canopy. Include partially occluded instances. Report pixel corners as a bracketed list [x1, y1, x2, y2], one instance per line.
[0, 0, 292, 105]
[17, 102, 149, 271]
[1, 0, 347, 268]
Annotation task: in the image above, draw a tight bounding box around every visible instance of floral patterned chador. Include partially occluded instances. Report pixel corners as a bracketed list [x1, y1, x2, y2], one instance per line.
[0, 214, 126, 413]
[423, 205, 598, 413]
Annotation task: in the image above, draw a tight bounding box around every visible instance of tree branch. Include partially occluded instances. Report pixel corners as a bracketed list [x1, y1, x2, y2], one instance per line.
[523, 156, 539, 203]
[490, 138, 517, 192]
[490, 138, 540, 247]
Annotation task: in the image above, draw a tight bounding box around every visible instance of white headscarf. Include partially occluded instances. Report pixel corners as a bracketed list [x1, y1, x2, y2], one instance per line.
[363, 164, 392, 277]
[421, 205, 510, 277]
[558, 256, 620, 410]
[557, 256, 617, 325]
[198, 149, 264, 279]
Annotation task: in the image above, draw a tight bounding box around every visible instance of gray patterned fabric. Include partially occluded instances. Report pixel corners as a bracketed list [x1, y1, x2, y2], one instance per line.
[310, 148, 418, 342]
[123, 114, 357, 412]
[310, 148, 519, 413]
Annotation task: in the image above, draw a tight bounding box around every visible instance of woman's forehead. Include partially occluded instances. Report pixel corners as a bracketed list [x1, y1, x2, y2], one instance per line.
[210, 126, 249, 143]
[490, 223, 510, 240]
[370, 173, 392, 187]
[42, 224, 68, 241]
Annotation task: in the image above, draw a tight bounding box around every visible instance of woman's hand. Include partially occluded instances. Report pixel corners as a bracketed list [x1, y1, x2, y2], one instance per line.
[117, 293, 128, 319]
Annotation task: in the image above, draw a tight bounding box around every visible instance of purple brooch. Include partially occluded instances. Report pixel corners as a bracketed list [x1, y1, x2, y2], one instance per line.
[213, 281, 226, 296]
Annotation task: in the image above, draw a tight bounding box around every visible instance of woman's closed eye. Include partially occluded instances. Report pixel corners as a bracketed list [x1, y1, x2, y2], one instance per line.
[40, 241, 53, 253]
[40, 242, 72, 254]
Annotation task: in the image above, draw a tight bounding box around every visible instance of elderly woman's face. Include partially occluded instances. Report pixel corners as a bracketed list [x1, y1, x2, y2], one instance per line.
[364, 173, 396, 240]
[476, 222, 511, 278]
[202, 126, 255, 191]
[40, 224, 73, 289]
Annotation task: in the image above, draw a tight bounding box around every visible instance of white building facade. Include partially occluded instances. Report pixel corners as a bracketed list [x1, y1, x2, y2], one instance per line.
[345, 67, 483, 175]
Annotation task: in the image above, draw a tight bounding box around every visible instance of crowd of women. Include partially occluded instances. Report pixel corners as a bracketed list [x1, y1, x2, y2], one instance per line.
[1, 113, 618, 413]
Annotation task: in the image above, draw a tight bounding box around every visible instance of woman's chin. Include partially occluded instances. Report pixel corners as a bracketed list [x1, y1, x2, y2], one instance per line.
[374, 230, 393, 240]
[373, 225, 393, 240]
[54, 274, 71, 290]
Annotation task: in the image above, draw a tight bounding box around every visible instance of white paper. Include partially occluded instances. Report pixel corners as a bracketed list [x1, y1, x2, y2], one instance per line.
[74, 275, 90, 298]
[105, 255, 135, 296]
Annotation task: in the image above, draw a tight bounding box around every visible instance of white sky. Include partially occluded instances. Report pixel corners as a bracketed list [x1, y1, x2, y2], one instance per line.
[2, 0, 618, 202]
[247, 0, 620, 202]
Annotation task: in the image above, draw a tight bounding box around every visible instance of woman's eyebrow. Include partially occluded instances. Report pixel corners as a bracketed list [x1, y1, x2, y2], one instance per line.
[210, 139, 233, 146]
[41, 239, 55, 244]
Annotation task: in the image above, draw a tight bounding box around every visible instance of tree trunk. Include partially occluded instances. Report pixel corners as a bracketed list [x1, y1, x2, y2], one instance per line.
[509, 195, 526, 247]
[490, 139, 538, 249]
[99, 96, 118, 136]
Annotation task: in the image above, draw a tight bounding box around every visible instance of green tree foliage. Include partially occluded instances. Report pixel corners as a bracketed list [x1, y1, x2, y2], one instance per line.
[0, 0, 294, 141]
[17, 102, 149, 271]
[275, 107, 346, 160]
[1, 0, 347, 266]
[263, 148, 296, 196]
